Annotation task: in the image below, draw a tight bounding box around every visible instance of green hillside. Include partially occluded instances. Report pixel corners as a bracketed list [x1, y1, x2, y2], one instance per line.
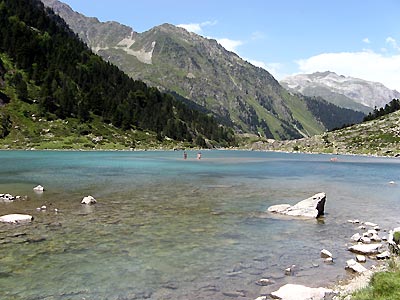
[0, 0, 235, 149]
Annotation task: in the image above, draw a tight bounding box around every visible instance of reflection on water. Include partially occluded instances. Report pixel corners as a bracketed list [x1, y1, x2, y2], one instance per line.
[0, 150, 399, 299]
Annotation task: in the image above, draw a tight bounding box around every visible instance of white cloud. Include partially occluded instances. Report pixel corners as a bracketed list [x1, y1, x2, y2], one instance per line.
[296, 51, 400, 91]
[386, 36, 400, 51]
[363, 38, 371, 44]
[216, 38, 243, 53]
[177, 21, 217, 34]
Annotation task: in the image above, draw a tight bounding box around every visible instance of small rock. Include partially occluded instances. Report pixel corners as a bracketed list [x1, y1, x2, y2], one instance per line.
[377, 251, 390, 260]
[254, 297, 267, 300]
[285, 265, 296, 276]
[357, 225, 366, 230]
[346, 259, 367, 273]
[81, 195, 97, 205]
[374, 226, 381, 231]
[370, 234, 381, 242]
[351, 233, 361, 242]
[33, 185, 44, 192]
[256, 278, 273, 286]
[356, 255, 366, 263]
[364, 222, 378, 227]
[361, 237, 371, 244]
[348, 219, 360, 224]
[320, 249, 333, 258]
[324, 257, 333, 264]
[40, 205, 47, 210]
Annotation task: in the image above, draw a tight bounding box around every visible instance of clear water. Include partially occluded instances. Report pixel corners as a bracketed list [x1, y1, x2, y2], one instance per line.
[0, 150, 399, 299]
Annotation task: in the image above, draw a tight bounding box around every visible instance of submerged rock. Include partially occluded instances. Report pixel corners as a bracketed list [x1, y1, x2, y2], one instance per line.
[0, 214, 33, 224]
[267, 192, 326, 218]
[270, 284, 332, 300]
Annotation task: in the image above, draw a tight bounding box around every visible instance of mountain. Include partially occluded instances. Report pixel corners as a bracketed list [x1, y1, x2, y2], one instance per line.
[280, 71, 400, 114]
[41, 0, 365, 140]
[0, 0, 235, 150]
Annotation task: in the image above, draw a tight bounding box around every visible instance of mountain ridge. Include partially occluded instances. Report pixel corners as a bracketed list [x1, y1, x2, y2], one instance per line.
[281, 71, 400, 113]
[41, 0, 364, 140]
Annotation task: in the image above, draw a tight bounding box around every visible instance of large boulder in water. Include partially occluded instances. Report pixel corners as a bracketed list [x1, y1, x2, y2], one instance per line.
[270, 284, 332, 300]
[267, 192, 326, 218]
[0, 214, 33, 224]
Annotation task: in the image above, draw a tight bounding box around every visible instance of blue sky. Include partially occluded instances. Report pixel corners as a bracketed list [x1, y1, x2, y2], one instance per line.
[61, 0, 400, 90]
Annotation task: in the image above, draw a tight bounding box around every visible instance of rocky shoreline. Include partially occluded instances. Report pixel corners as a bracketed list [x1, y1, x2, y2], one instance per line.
[250, 216, 398, 300]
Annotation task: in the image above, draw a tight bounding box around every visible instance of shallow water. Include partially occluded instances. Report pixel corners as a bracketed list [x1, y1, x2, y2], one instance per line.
[0, 150, 399, 299]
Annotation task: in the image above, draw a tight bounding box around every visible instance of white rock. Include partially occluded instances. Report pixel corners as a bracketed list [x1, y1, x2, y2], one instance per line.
[361, 237, 371, 244]
[254, 297, 267, 300]
[370, 234, 381, 242]
[357, 225, 366, 230]
[367, 229, 378, 236]
[40, 205, 47, 210]
[348, 243, 382, 255]
[268, 192, 326, 218]
[270, 284, 332, 300]
[364, 222, 378, 227]
[389, 181, 395, 184]
[320, 249, 332, 258]
[324, 257, 333, 264]
[81, 195, 97, 205]
[351, 233, 361, 242]
[0, 214, 33, 224]
[256, 278, 273, 286]
[356, 255, 366, 263]
[374, 226, 381, 231]
[377, 251, 390, 260]
[346, 259, 368, 273]
[285, 265, 296, 276]
[33, 185, 44, 192]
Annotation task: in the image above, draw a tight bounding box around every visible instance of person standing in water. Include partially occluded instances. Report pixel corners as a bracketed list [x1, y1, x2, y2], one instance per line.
[183, 151, 187, 160]
[197, 152, 202, 160]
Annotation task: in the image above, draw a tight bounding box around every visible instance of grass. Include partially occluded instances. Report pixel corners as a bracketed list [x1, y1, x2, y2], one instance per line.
[352, 258, 400, 300]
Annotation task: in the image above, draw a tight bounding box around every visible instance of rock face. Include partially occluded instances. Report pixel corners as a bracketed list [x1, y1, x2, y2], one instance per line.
[0, 214, 33, 224]
[270, 284, 332, 300]
[268, 193, 326, 218]
[81, 195, 97, 205]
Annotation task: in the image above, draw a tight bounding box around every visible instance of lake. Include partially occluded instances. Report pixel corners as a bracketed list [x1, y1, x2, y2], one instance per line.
[0, 150, 399, 299]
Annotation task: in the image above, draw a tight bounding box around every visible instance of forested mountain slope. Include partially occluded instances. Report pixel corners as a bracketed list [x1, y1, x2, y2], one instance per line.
[42, 0, 365, 140]
[0, 0, 235, 149]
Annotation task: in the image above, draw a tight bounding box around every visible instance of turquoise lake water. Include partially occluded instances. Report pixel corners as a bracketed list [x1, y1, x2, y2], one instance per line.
[0, 150, 399, 299]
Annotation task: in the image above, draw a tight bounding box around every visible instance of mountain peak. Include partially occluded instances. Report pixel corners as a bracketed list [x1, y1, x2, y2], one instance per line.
[281, 71, 400, 111]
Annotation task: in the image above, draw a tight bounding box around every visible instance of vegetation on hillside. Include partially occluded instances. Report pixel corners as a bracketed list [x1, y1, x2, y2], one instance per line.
[363, 99, 400, 122]
[0, 0, 235, 149]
